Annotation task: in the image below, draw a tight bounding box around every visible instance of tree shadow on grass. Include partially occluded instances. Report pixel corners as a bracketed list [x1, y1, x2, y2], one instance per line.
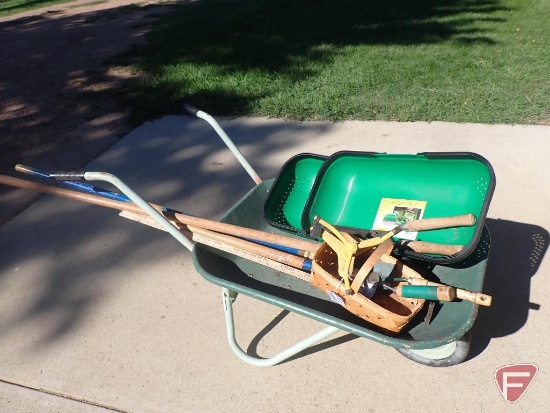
[0, 0, 72, 16]
[121, 0, 510, 120]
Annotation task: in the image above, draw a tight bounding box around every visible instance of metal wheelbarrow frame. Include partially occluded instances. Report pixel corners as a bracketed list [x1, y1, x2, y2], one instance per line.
[72, 106, 491, 368]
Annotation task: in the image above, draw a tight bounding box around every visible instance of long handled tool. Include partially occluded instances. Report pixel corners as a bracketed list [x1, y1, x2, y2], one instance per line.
[14, 164, 132, 202]
[0, 174, 319, 256]
[189, 225, 312, 273]
[14, 164, 317, 258]
[13, 164, 461, 258]
[3, 170, 492, 306]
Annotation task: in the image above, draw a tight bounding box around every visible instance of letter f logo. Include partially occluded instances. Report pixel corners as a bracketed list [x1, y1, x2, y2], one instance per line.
[495, 364, 538, 403]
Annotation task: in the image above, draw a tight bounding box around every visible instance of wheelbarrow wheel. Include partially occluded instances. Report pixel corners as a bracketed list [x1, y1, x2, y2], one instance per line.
[395, 332, 471, 367]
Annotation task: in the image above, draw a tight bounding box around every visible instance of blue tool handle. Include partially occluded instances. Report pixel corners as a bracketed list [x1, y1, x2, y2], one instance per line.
[16, 164, 131, 202]
[14, 164, 312, 263]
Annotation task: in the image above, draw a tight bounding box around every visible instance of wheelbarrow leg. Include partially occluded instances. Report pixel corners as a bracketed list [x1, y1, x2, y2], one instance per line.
[222, 288, 341, 367]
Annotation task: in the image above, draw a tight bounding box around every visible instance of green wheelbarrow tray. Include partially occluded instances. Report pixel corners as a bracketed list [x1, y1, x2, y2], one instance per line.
[192, 180, 491, 358]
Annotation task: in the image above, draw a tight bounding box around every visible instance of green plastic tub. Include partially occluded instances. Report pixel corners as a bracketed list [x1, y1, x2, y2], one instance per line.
[301, 152, 495, 264]
[263, 153, 326, 236]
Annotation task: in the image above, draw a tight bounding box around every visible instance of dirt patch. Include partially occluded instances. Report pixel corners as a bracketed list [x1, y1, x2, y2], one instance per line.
[0, 0, 180, 225]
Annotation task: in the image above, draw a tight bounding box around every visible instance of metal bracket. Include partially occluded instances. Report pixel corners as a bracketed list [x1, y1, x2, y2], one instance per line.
[221, 288, 340, 367]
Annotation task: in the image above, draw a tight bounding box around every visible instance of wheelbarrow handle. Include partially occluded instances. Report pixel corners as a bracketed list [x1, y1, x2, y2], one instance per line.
[182, 103, 262, 185]
[183, 103, 200, 117]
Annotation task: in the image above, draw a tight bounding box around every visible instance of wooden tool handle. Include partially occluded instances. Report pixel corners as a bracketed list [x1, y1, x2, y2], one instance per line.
[188, 226, 311, 271]
[396, 240, 464, 256]
[0, 174, 319, 255]
[0, 174, 137, 210]
[192, 233, 311, 282]
[403, 214, 477, 232]
[406, 277, 492, 306]
[455, 290, 492, 306]
[435, 286, 456, 301]
[177, 215, 318, 254]
[406, 278, 432, 287]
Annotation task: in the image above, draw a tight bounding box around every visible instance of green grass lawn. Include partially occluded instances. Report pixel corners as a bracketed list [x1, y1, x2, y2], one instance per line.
[5, 0, 548, 124]
[117, 0, 549, 124]
[0, 0, 75, 16]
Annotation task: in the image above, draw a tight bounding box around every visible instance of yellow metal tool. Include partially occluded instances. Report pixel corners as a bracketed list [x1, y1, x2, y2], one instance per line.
[313, 214, 477, 295]
[316, 218, 396, 294]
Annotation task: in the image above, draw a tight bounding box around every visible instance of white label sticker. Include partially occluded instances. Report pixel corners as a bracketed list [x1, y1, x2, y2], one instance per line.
[372, 198, 427, 240]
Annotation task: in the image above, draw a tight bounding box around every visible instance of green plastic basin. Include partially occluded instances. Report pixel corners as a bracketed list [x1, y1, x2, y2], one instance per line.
[263, 153, 326, 236]
[302, 152, 495, 263]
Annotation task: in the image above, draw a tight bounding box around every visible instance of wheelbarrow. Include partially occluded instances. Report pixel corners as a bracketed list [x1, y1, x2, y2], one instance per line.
[0, 106, 493, 367]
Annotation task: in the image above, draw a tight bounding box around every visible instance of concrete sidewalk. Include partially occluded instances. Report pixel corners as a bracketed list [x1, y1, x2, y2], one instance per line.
[0, 116, 549, 412]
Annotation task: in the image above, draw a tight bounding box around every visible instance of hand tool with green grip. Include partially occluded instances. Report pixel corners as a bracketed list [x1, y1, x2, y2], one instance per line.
[382, 284, 456, 302]
[393, 277, 492, 306]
